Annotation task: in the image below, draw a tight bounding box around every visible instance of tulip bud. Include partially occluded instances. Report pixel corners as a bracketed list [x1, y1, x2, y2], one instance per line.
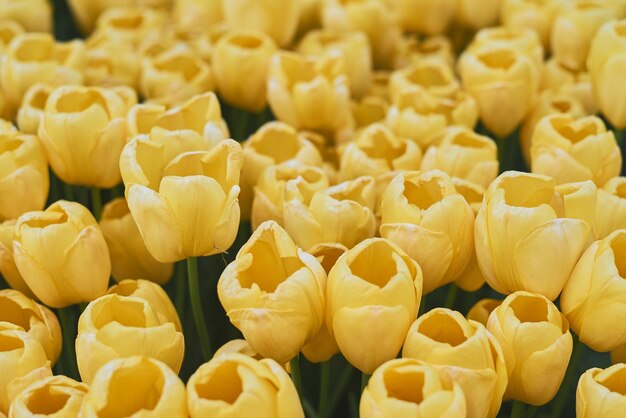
[173, 0, 223, 33]
[298, 30, 372, 99]
[475, 172, 592, 300]
[588, 19, 626, 129]
[577, 363, 626, 417]
[403, 308, 508, 418]
[544, 57, 598, 114]
[267, 52, 351, 132]
[531, 114, 621, 186]
[0, 33, 84, 115]
[460, 45, 537, 138]
[361, 358, 467, 418]
[0, 0, 51, 33]
[252, 162, 329, 230]
[0, 130, 49, 221]
[395, 0, 455, 35]
[8, 375, 87, 418]
[501, 0, 566, 48]
[0, 221, 33, 298]
[456, 0, 502, 30]
[13, 201, 110, 308]
[81, 356, 187, 418]
[99, 198, 174, 284]
[218, 221, 326, 364]
[223, 0, 299, 47]
[394, 35, 455, 70]
[594, 177, 626, 238]
[380, 170, 475, 293]
[561, 230, 626, 351]
[187, 353, 304, 418]
[467, 298, 501, 326]
[390, 58, 459, 106]
[551, 1, 613, 71]
[0, 289, 61, 364]
[487, 291, 573, 405]
[284, 176, 377, 250]
[16, 84, 52, 136]
[327, 238, 422, 374]
[120, 133, 243, 263]
[0, 328, 51, 414]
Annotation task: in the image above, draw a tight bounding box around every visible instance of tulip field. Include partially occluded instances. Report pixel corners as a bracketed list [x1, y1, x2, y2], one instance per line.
[1, 0, 626, 417]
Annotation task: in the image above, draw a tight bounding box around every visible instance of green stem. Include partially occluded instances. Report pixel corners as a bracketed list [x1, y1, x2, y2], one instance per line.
[302, 397, 318, 418]
[418, 294, 427, 316]
[233, 109, 250, 142]
[550, 338, 585, 418]
[57, 307, 79, 380]
[444, 283, 458, 309]
[187, 257, 212, 360]
[327, 363, 355, 415]
[62, 183, 75, 201]
[290, 354, 303, 396]
[90, 187, 102, 220]
[348, 392, 359, 418]
[510, 400, 526, 418]
[174, 261, 186, 327]
[361, 372, 370, 392]
[318, 361, 331, 418]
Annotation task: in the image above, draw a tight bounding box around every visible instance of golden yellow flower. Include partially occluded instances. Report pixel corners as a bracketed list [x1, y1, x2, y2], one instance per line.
[16, 84, 52, 136]
[214, 339, 262, 360]
[456, 0, 502, 30]
[91, 7, 166, 48]
[173, 0, 223, 33]
[67, 0, 170, 34]
[501, 0, 566, 48]
[390, 58, 459, 106]
[466, 298, 501, 326]
[576, 363, 626, 417]
[543, 57, 598, 115]
[594, 177, 626, 239]
[84, 35, 141, 88]
[395, 0, 456, 35]
[8, 375, 87, 418]
[0, 0, 51, 33]
[351, 95, 389, 132]
[0, 21, 23, 54]
[223, 0, 299, 47]
[0, 221, 32, 298]
[394, 35, 455, 70]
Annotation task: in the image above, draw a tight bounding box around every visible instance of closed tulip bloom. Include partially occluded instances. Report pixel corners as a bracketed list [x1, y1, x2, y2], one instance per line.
[551, 1, 613, 71]
[252, 162, 329, 230]
[16, 84, 52, 136]
[187, 353, 304, 418]
[396, 0, 456, 35]
[0, 221, 32, 297]
[223, 0, 299, 47]
[475, 172, 592, 300]
[594, 177, 626, 238]
[380, 170, 475, 293]
[460, 45, 537, 138]
[327, 238, 422, 374]
[0, 290, 61, 364]
[13, 201, 110, 308]
[544, 57, 598, 114]
[561, 230, 626, 351]
[361, 358, 467, 418]
[267, 52, 351, 132]
[8, 375, 87, 418]
[91, 7, 166, 48]
[84, 37, 141, 88]
[390, 59, 459, 106]
[0, 0, 51, 33]
[174, 0, 223, 33]
[531, 114, 621, 186]
[99, 198, 174, 284]
[81, 356, 187, 418]
[284, 176, 376, 250]
[76, 293, 184, 384]
[39, 85, 133, 188]
[0, 329, 51, 414]
[577, 363, 626, 417]
[107, 279, 182, 332]
[421, 127, 498, 189]
[212, 30, 277, 112]
[456, 0, 502, 30]
[298, 30, 372, 99]
[467, 298, 501, 326]
[0, 131, 49, 221]
[120, 132, 243, 263]
[487, 291, 573, 405]
[501, 0, 566, 48]
[218, 221, 325, 364]
[403, 308, 508, 418]
[588, 19, 626, 129]
[0, 33, 84, 114]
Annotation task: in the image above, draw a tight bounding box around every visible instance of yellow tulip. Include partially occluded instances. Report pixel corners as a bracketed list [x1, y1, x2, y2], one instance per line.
[16, 84, 52, 136]
[91, 7, 166, 48]
[284, 176, 377, 250]
[390, 58, 459, 106]
[561, 230, 626, 352]
[8, 375, 87, 418]
[380, 170, 475, 293]
[218, 221, 326, 364]
[298, 29, 372, 99]
[214, 339, 262, 359]
[394, 35, 455, 70]
[486, 291, 573, 405]
[0, 21, 23, 54]
[520, 90, 586, 164]
[501, 0, 566, 48]
[0, 131, 49, 221]
[587, 19, 626, 129]
[174, 0, 223, 33]
[0, 33, 84, 115]
[81, 356, 187, 418]
[327, 238, 422, 374]
[351, 95, 389, 131]
[140, 44, 214, 107]
[531, 114, 621, 186]
[0, 0, 51, 33]
[402, 308, 508, 418]
[120, 132, 243, 263]
[223, 0, 299, 47]
[0, 221, 33, 298]
[76, 293, 184, 384]
[420, 127, 498, 189]
[84, 36, 141, 88]
[544, 57, 598, 115]
[267, 52, 351, 132]
[107, 279, 182, 332]
[459, 45, 537, 138]
[368, 71, 391, 101]
[601, 0, 626, 17]
[251, 162, 329, 230]
[551, 1, 613, 71]
[595, 177, 626, 238]
[13, 201, 110, 308]
[456, 0, 502, 30]
[0, 289, 61, 364]
[38, 85, 133, 189]
[467, 298, 501, 326]
[396, 0, 455, 35]
[99, 198, 174, 284]
[0, 328, 51, 414]
[321, 0, 402, 69]
[187, 353, 304, 418]
[66, 0, 170, 34]
[576, 363, 626, 417]
[475, 171, 592, 300]
[611, 344, 626, 364]
[360, 358, 467, 418]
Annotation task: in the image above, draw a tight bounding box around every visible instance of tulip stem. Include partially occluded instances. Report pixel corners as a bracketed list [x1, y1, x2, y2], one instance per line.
[90, 187, 102, 220]
[318, 361, 330, 418]
[187, 256, 213, 360]
[549, 337, 585, 418]
[361, 372, 370, 392]
[57, 306, 79, 380]
[327, 363, 355, 415]
[290, 354, 303, 395]
[510, 400, 525, 418]
[444, 283, 458, 309]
